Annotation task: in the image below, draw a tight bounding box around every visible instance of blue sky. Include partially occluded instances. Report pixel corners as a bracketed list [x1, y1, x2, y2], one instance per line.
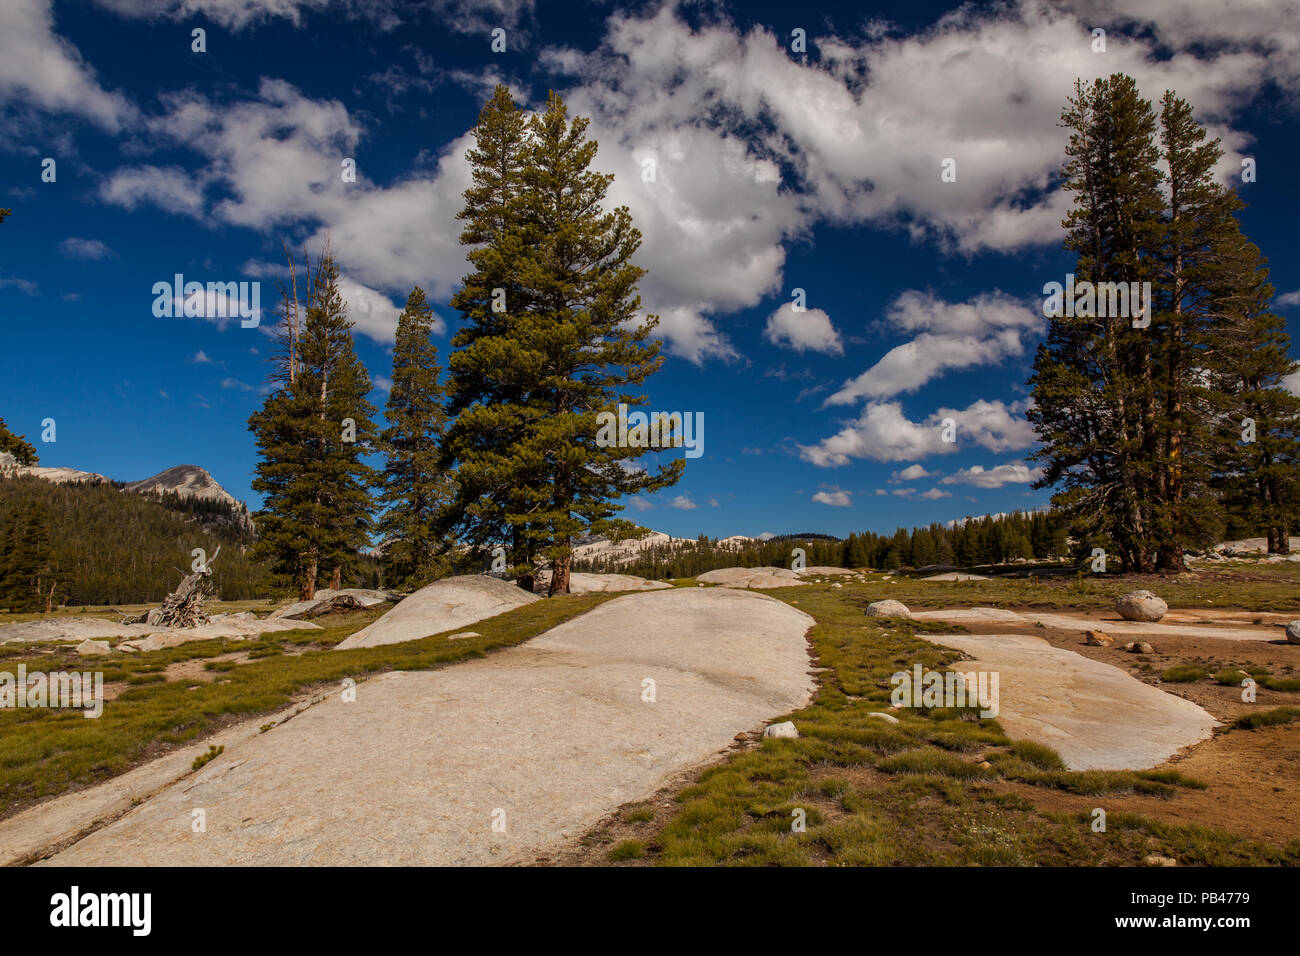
[2, 0, 1298, 540]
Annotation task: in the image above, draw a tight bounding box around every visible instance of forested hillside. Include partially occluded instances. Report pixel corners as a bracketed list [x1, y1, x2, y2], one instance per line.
[0, 475, 273, 607]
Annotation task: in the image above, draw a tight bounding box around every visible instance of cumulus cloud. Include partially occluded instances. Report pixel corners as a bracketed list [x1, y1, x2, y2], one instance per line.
[828, 291, 1041, 404]
[85, 0, 1289, 362]
[890, 464, 932, 482]
[799, 398, 1036, 466]
[100, 166, 208, 217]
[812, 488, 852, 506]
[941, 462, 1044, 488]
[763, 303, 843, 355]
[669, 494, 698, 510]
[0, 0, 136, 132]
[1277, 290, 1300, 307]
[919, 488, 951, 499]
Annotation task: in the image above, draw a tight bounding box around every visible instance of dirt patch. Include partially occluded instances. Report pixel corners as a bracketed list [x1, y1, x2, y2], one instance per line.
[996, 722, 1300, 848]
[162, 652, 251, 685]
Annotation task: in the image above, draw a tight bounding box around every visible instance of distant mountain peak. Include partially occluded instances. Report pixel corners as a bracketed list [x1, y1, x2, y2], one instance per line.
[126, 465, 242, 509]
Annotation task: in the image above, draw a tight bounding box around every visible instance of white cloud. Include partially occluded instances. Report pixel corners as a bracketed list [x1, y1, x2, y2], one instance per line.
[941, 462, 1044, 488]
[221, 377, 255, 391]
[85, 0, 1289, 364]
[93, 0, 536, 34]
[100, 166, 207, 217]
[0, 0, 136, 132]
[763, 303, 843, 355]
[372, 375, 393, 393]
[1277, 290, 1300, 307]
[799, 399, 1036, 466]
[919, 488, 951, 500]
[626, 495, 654, 512]
[191, 350, 212, 364]
[58, 237, 112, 260]
[669, 494, 698, 510]
[828, 291, 1041, 404]
[890, 464, 932, 482]
[812, 488, 852, 507]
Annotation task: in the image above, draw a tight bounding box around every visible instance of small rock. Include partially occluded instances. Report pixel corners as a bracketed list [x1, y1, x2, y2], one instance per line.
[1124, 641, 1156, 654]
[1143, 854, 1178, 867]
[1084, 630, 1114, 647]
[75, 639, 111, 656]
[867, 711, 900, 725]
[1115, 589, 1168, 623]
[831, 583, 842, 589]
[763, 721, 799, 739]
[1286, 621, 1300, 644]
[866, 599, 912, 619]
[978, 761, 992, 770]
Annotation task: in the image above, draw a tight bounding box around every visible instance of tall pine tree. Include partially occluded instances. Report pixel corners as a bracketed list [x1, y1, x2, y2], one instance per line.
[377, 287, 454, 589]
[443, 87, 683, 594]
[249, 249, 377, 599]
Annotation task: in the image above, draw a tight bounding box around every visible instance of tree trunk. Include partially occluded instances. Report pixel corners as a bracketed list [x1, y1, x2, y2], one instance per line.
[330, 565, 342, 590]
[548, 553, 571, 596]
[301, 555, 318, 602]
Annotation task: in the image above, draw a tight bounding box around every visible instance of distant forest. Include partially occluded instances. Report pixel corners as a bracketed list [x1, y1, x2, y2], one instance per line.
[0, 476, 273, 607]
[575, 511, 1070, 579]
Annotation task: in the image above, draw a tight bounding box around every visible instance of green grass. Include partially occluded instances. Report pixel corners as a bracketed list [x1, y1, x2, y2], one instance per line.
[794, 563, 1300, 612]
[0, 593, 622, 816]
[608, 839, 646, 861]
[1162, 664, 1209, 683]
[632, 583, 1293, 866]
[1232, 706, 1300, 730]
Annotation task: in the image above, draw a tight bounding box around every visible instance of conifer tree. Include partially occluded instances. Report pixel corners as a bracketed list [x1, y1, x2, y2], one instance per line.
[442, 85, 541, 588]
[0, 418, 39, 465]
[1032, 76, 1177, 571]
[444, 87, 683, 594]
[1206, 232, 1300, 553]
[249, 250, 377, 599]
[377, 286, 454, 589]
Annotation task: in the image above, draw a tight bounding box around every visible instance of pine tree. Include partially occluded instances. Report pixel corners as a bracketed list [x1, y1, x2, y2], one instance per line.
[1207, 231, 1300, 553]
[0, 209, 9, 224]
[377, 287, 454, 589]
[1031, 76, 1173, 572]
[249, 250, 377, 599]
[444, 88, 683, 595]
[442, 85, 540, 588]
[0, 418, 39, 465]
